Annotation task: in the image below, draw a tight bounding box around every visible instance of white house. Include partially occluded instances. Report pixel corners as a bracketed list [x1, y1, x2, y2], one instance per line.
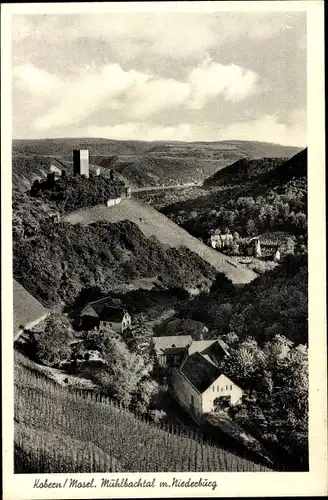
[171, 351, 243, 422]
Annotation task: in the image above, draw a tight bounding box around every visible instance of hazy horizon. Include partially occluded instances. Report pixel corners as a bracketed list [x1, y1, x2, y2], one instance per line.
[12, 12, 306, 146]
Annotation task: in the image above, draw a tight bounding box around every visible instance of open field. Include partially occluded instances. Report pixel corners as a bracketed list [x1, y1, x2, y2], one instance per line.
[63, 198, 257, 285]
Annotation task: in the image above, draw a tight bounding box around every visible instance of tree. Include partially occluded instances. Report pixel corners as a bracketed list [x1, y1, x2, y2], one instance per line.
[246, 219, 257, 236]
[92, 337, 154, 407]
[33, 312, 74, 366]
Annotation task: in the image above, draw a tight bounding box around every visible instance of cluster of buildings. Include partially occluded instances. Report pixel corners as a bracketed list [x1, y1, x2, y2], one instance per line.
[47, 149, 98, 181]
[153, 335, 243, 422]
[210, 230, 296, 262]
[13, 278, 243, 424]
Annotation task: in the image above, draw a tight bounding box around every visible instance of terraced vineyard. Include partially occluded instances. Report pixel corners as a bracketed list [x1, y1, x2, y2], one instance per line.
[15, 366, 272, 473]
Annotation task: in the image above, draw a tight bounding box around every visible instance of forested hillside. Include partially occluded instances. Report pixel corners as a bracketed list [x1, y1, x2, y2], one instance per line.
[178, 254, 307, 346]
[163, 149, 307, 245]
[13, 217, 217, 308]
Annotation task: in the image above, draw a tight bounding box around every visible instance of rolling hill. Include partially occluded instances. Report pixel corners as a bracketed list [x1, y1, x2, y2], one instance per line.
[63, 197, 257, 285]
[12, 138, 302, 187]
[203, 157, 289, 187]
[204, 148, 307, 191]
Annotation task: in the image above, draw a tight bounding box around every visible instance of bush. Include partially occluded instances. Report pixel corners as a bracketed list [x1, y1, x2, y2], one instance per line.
[32, 313, 74, 366]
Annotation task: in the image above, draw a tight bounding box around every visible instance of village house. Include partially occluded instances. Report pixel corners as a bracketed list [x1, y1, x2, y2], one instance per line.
[171, 352, 243, 422]
[153, 335, 193, 367]
[153, 334, 240, 421]
[13, 279, 49, 341]
[247, 231, 295, 261]
[79, 297, 131, 333]
[152, 335, 230, 368]
[161, 318, 209, 340]
[210, 233, 234, 250]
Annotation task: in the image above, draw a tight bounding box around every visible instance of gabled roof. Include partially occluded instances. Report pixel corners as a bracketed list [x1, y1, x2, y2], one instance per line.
[187, 340, 217, 356]
[153, 335, 192, 354]
[248, 231, 294, 246]
[49, 159, 100, 176]
[164, 318, 208, 337]
[13, 280, 48, 336]
[81, 297, 126, 322]
[180, 352, 240, 394]
[181, 352, 221, 393]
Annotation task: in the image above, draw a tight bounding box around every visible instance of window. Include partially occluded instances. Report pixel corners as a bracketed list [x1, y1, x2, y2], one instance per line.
[226, 385, 228, 390]
[217, 386, 220, 392]
[212, 386, 215, 392]
[230, 384, 233, 390]
[221, 387, 223, 392]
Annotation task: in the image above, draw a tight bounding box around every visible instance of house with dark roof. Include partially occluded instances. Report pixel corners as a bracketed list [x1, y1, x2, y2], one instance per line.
[79, 297, 131, 333]
[162, 318, 209, 340]
[153, 335, 193, 367]
[13, 280, 49, 341]
[153, 335, 230, 370]
[171, 351, 243, 422]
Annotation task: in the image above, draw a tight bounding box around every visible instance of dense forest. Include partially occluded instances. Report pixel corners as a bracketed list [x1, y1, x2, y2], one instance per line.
[178, 255, 307, 346]
[210, 331, 308, 469]
[13, 216, 216, 308]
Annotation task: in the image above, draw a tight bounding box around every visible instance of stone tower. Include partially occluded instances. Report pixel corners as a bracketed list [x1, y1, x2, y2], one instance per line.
[73, 149, 89, 178]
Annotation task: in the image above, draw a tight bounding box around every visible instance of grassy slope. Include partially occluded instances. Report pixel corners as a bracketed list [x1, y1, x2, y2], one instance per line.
[14, 353, 272, 473]
[63, 198, 256, 285]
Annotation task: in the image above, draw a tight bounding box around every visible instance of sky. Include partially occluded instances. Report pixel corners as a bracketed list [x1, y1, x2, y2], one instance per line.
[11, 12, 306, 146]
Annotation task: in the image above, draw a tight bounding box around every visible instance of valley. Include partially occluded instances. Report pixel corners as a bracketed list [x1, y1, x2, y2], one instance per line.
[12, 139, 308, 474]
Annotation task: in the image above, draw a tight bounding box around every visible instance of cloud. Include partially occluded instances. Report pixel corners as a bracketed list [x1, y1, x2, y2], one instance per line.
[13, 56, 261, 132]
[187, 58, 259, 109]
[13, 63, 149, 130]
[87, 122, 192, 142]
[12, 13, 299, 64]
[13, 63, 62, 96]
[216, 112, 306, 147]
[56, 112, 305, 146]
[127, 78, 191, 120]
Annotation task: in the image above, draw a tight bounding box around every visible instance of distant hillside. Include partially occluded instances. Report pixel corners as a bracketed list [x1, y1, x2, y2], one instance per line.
[12, 138, 302, 187]
[11, 155, 127, 189]
[162, 149, 307, 243]
[62, 198, 257, 285]
[204, 157, 288, 187]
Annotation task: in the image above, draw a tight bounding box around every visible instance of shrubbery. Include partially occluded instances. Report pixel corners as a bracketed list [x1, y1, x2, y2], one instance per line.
[30, 175, 125, 213]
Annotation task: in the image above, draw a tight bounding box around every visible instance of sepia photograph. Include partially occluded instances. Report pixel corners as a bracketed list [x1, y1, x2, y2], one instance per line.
[1, 1, 327, 499]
